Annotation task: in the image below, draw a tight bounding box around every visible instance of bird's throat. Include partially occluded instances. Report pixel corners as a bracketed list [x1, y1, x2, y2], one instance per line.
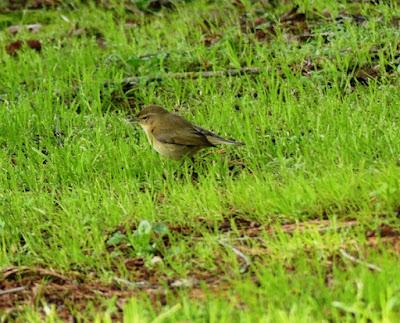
[140, 124, 155, 145]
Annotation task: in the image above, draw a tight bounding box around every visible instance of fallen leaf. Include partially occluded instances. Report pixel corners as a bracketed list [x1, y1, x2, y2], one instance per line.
[5, 40, 23, 56]
[146, 0, 176, 11]
[336, 11, 367, 25]
[239, 14, 276, 42]
[29, 0, 58, 9]
[255, 25, 275, 41]
[95, 32, 106, 49]
[8, 23, 42, 35]
[170, 278, 197, 288]
[280, 6, 306, 24]
[68, 26, 106, 48]
[281, 6, 310, 39]
[203, 33, 221, 46]
[290, 58, 322, 77]
[391, 16, 400, 28]
[353, 64, 380, 85]
[26, 39, 42, 52]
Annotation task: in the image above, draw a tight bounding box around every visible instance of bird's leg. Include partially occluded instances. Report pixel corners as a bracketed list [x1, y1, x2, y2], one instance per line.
[187, 157, 199, 182]
[173, 157, 198, 182]
[169, 158, 190, 180]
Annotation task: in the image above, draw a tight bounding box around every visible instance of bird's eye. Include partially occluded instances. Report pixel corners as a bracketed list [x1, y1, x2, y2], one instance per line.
[142, 116, 148, 120]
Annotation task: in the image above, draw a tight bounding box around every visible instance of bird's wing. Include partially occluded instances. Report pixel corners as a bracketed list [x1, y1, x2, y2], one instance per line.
[193, 125, 243, 145]
[153, 127, 213, 146]
[152, 115, 213, 147]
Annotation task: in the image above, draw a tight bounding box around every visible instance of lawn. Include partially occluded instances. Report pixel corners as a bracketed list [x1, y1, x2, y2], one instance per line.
[0, 0, 400, 321]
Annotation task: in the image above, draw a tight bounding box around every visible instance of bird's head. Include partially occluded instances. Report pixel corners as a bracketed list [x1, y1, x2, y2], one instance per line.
[136, 105, 168, 127]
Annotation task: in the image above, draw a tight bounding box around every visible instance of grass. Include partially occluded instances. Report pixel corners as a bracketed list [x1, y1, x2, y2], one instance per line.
[1, 0, 400, 321]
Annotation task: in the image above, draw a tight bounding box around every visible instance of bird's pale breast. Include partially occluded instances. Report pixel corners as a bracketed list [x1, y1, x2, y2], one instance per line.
[140, 124, 200, 160]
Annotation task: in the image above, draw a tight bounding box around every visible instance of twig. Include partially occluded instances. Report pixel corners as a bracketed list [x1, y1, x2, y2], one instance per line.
[121, 67, 261, 88]
[1, 265, 73, 282]
[267, 220, 359, 235]
[170, 278, 197, 288]
[0, 286, 27, 296]
[219, 240, 251, 274]
[339, 249, 382, 272]
[113, 277, 150, 289]
[137, 51, 170, 60]
[190, 220, 360, 243]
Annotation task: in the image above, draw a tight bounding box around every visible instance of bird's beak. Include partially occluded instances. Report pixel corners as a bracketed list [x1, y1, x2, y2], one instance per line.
[126, 115, 139, 123]
[133, 116, 139, 123]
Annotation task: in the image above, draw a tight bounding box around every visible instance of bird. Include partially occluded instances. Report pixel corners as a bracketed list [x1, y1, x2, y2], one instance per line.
[135, 104, 244, 160]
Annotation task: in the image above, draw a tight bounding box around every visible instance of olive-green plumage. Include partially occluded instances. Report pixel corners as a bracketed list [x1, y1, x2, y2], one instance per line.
[136, 105, 243, 160]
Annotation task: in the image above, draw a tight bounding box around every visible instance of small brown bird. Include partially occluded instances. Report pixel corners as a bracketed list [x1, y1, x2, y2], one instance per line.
[136, 104, 243, 160]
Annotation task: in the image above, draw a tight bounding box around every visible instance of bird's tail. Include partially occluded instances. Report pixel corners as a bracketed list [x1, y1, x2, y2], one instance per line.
[194, 125, 244, 146]
[206, 135, 244, 146]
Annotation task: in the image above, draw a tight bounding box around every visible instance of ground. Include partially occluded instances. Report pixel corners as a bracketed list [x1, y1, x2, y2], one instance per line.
[0, 0, 400, 321]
